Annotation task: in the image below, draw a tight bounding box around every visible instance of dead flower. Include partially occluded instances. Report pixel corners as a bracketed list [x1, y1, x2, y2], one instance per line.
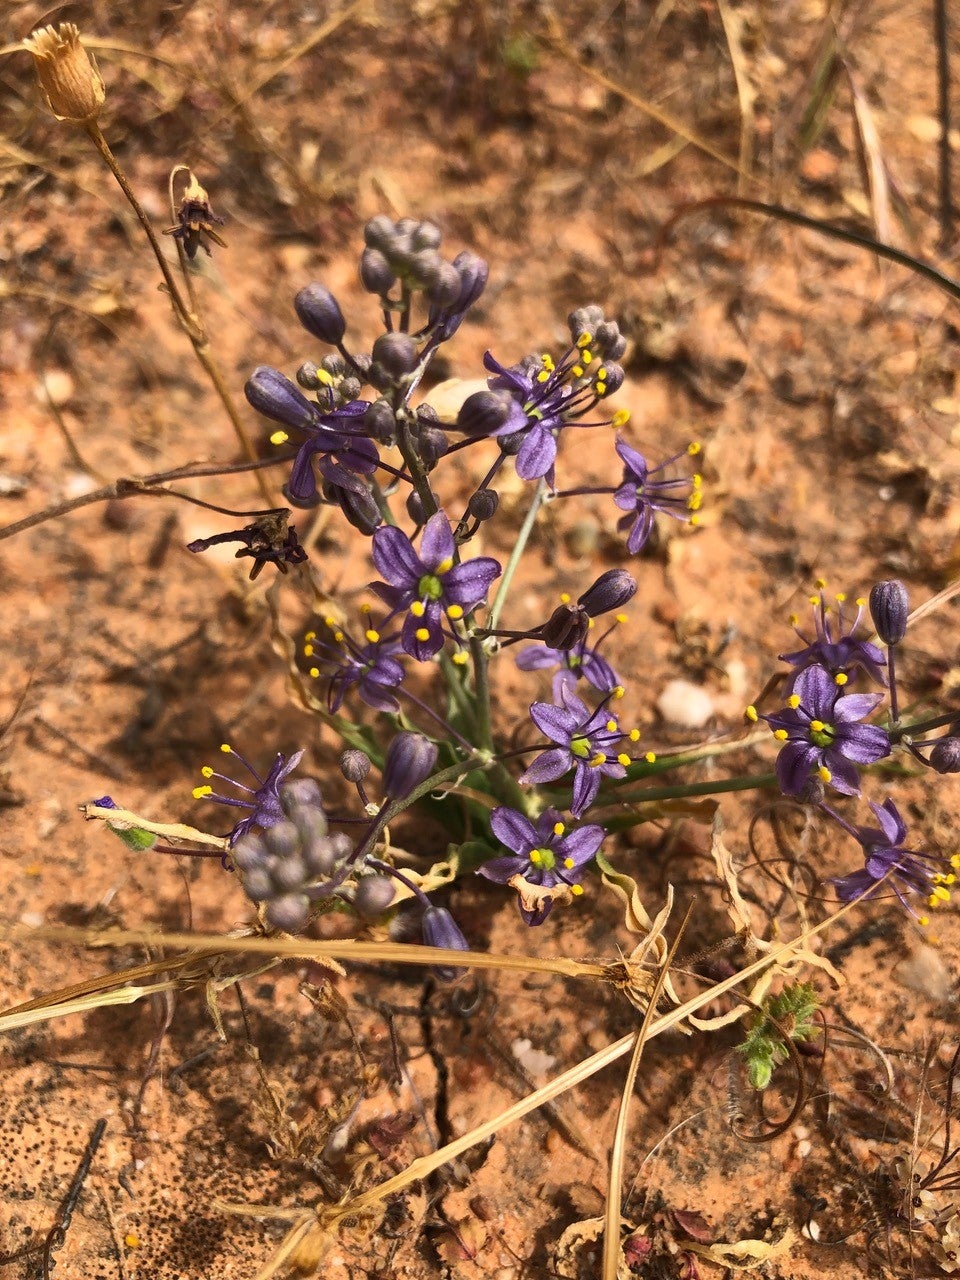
[166, 173, 227, 260]
[23, 24, 105, 125]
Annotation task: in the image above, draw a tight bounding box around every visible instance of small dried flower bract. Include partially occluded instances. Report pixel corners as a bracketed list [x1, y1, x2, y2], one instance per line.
[24, 23, 105, 125]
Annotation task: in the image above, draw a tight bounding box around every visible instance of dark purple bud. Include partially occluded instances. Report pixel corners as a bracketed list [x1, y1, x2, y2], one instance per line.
[296, 361, 321, 390]
[407, 249, 442, 290]
[339, 749, 371, 782]
[412, 221, 442, 251]
[329, 483, 382, 535]
[419, 427, 448, 468]
[281, 776, 325, 814]
[427, 261, 462, 308]
[421, 906, 469, 981]
[541, 603, 589, 651]
[264, 820, 300, 859]
[406, 490, 427, 524]
[498, 429, 524, 456]
[301, 832, 340, 877]
[383, 732, 439, 801]
[578, 569, 637, 617]
[245, 366, 318, 432]
[360, 246, 396, 294]
[231, 831, 269, 872]
[930, 737, 960, 773]
[594, 320, 627, 361]
[364, 215, 396, 249]
[869, 580, 909, 645]
[365, 399, 397, 444]
[321, 352, 347, 377]
[568, 305, 605, 340]
[353, 874, 396, 917]
[395, 216, 418, 237]
[468, 488, 499, 521]
[283, 481, 323, 510]
[371, 332, 419, 378]
[265, 893, 310, 932]
[456, 389, 512, 436]
[451, 251, 488, 312]
[294, 283, 346, 345]
[242, 865, 275, 902]
[272, 854, 308, 892]
[599, 362, 625, 395]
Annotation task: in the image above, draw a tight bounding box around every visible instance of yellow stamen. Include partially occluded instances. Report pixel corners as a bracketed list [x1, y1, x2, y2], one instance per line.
[589, 752, 607, 767]
[746, 705, 758, 721]
[615, 612, 627, 624]
[447, 604, 464, 621]
[617, 753, 631, 766]
[815, 577, 827, 590]
[303, 644, 314, 656]
[563, 857, 575, 869]
[201, 766, 213, 778]
[553, 821, 565, 836]
[834, 672, 848, 686]
[581, 349, 592, 364]
[571, 884, 584, 896]
[192, 785, 212, 799]
[612, 685, 625, 700]
[436, 556, 454, 574]
[410, 600, 426, 618]
[818, 765, 831, 782]
[788, 695, 801, 709]
[529, 849, 542, 864]
[612, 409, 630, 428]
[220, 743, 232, 754]
[309, 667, 319, 678]
[365, 629, 380, 643]
[919, 915, 930, 927]
[304, 630, 316, 641]
[810, 720, 825, 733]
[774, 729, 789, 741]
[559, 591, 571, 604]
[269, 430, 289, 445]
[415, 627, 430, 642]
[577, 332, 592, 348]
[571, 365, 584, 378]
[452, 650, 469, 666]
[537, 370, 551, 383]
[644, 751, 656, 763]
[605, 718, 617, 732]
[629, 728, 641, 741]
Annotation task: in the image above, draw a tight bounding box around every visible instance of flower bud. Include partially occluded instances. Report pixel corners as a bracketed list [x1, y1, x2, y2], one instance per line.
[339, 749, 371, 782]
[456, 389, 513, 436]
[451, 252, 489, 312]
[265, 893, 310, 932]
[407, 249, 443, 290]
[930, 737, 960, 774]
[281, 777, 325, 814]
[421, 906, 469, 981]
[231, 831, 268, 872]
[568, 305, 605, 341]
[272, 853, 308, 892]
[245, 366, 318, 432]
[353, 874, 396, 917]
[578, 569, 637, 617]
[468, 488, 499, 521]
[869, 580, 909, 645]
[24, 24, 105, 125]
[242, 865, 275, 902]
[329, 483, 382, 535]
[264, 820, 300, 860]
[797, 775, 826, 806]
[412, 221, 442, 251]
[406, 491, 427, 524]
[294, 283, 346, 345]
[371, 332, 419, 378]
[360, 247, 396, 295]
[427, 262, 462, 308]
[599, 363, 625, 395]
[296, 361, 322, 390]
[383, 732, 439, 801]
[363, 215, 395, 250]
[541, 603, 590, 652]
[364, 399, 397, 444]
[418, 427, 448, 468]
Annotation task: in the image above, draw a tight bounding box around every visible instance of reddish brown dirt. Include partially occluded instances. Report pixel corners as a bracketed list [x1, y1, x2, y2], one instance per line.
[2, 2, 960, 1278]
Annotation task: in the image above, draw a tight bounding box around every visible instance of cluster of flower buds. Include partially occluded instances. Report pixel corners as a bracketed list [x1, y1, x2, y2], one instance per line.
[230, 778, 352, 932]
[359, 217, 488, 331]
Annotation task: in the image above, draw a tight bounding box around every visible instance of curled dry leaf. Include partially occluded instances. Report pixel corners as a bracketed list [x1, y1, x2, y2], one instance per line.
[555, 1215, 635, 1280]
[686, 1224, 798, 1271]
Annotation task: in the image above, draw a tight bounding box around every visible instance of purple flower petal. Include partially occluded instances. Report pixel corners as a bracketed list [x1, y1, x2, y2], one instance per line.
[420, 512, 455, 568]
[443, 557, 501, 607]
[775, 741, 821, 796]
[558, 824, 605, 863]
[571, 766, 601, 817]
[836, 723, 890, 764]
[516, 424, 557, 481]
[372, 525, 424, 588]
[519, 748, 572, 786]
[833, 691, 885, 723]
[529, 701, 578, 743]
[477, 854, 526, 884]
[490, 806, 539, 855]
[822, 752, 862, 795]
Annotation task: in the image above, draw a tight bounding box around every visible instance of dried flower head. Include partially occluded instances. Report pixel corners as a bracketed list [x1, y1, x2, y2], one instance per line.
[165, 173, 227, 260]
[24, 24, 105, 125]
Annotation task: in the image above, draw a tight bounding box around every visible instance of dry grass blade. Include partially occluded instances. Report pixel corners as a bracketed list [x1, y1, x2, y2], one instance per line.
[716, 0, 757, 192]
[846, 62, 893, 245]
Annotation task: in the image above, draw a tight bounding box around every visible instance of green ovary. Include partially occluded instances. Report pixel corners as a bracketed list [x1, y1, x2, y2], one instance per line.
[530, 847, 556, 871]
[417, 573, 443, 600]
[809, 724, 835, 748]
[570, 735, 591, 759]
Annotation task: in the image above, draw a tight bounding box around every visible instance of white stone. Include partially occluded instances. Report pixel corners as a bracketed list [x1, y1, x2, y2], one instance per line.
[656, 679, 715, 728]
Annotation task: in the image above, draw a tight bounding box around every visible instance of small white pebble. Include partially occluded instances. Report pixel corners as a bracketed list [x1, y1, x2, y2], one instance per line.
[656, 679, 715, 728]
[895, 944, 955, 1003]
[36, 368, 74, 406]
[20, 910, 44, 928]
[511, 1037, 556, 1076]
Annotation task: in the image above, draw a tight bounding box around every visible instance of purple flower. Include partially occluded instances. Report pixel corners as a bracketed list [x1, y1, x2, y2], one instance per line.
[613, 438, 702, 554]
[830, 798, 958, 921]
[479, 806, 605, 925]
[751, 664, 890, 797]
[244, 366, 379, 506]
[304, 615, 405, 713]
[519, 687, 634, 817]
[192, 744, 304, 844]
[780, 586, 886, 689]
[516, 638, 621, 701]
[370, 511, 501, 660]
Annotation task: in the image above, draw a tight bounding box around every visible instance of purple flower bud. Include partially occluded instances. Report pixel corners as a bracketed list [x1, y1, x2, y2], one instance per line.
[296, 361, 321, 390]
[264, 893, 310, 932]
[353, 874, 396, 917]
[364, 399, 397, 444]
[231, 831, 269, 872]
[339, 749, 371, 782]
[408, 249, 443, 290]
[869, 580, 909, 645]
[371, 332, 418, 380]
[363, 215, 396, 250]
[264, 820, 300, 859]
[451, 251, 488, 312]
[578, 569, 637, 617]
[294, 283, 346, 345]
[412, 221, 442, 251]
[427, 261, 462, 308]
[280, 777, 325, 814]
[421, 906, 469, 981]
[599, 362, 625, 395]
[245, 366, 318, 432]
[383, 731, 438, 801]
[468, 488, 499, 521]
[930, 736, 960, 774]
[419, 427, 448, 468]
[328, 483, 382, 535]
[360, 246, 395, 294]
[541, 602, 590, 652]
[406, 490, 427, 524]
[456, 389, 513, 436]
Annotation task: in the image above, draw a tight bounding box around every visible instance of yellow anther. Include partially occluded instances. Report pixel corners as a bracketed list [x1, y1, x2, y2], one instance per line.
[687, 441, 701, 455]
[611, 409, 630, 428]
[815, 577, 827, 590]
[541, 353, 555, 371]
[309, 667, 319, 678]
[553, 821, 565, 836]
[581, 349, 592, 364]
[452, 650, 469, 665]
[365, 629, 380, 643]
[571, 365, 584, 378]
[788, 614, 799, 627]
[559, 591, 571, 604]
[597, 365, 607, 379]
[529, 849, 542, 864]
[688, 492, 703, 512]
[808, 594, 820, 607]
[571, 883, 584, 896]
[855, 596, 866, 607]
[818, 765, 832, 782]
[577, 332, 592, 348]
[410, 600, 426, 618]
[788, 695, 801, 709]
[446, 604, 464, 620]
[192, 785, 213, 799]
[745, 705, 759, 721]
[537, 370, 551, 383]
[946, 874, 957, 885]
[317, 368, 335, 386]
[919, 915, 930, 927]
[564, 857, 575, 869]
[615, 612, 628, 624]
[605, 718, 617, 732]
[810, 719, 825, 733]
[589, 752, 607, 767]
[644, 751, 656, 763]
[629, 728, 641, 741]
[360, 602, 372, 614]
[333, 630, 344, 643]
[436, 556, 454, 574]
[617, 752, 631, 766]
[952, 854, 960, 870]
[612, 685, 625, 699]
[220, 743, 232, 753]
[596, 382, 607, 397]
[201, 766, 214, 778]
[304, 630, 316, 641]
[304, 644, 314, 656]
[415, 627, 430, 642]
[932, 885, 951, 902]
[690, 514, 701, 527]
[774, 729, 789, 741]
[836, 592, 847, 603]
[587, 617, 596, 629]
[928, 894, 940, 909]
[834, 672, 848, 686]
[269, 430, 289, 445]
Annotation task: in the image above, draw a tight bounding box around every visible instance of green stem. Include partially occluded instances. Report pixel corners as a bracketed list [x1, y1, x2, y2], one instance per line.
[469, 634, 493, 752]
[623, 729, 769, 781]
[597, 772, 778, 831]
[487, 478, 547, 630]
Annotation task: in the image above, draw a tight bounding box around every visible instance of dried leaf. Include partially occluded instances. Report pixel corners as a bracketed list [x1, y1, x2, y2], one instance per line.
[555, 1216, 634, 1280]
[688, 1225, 798, 1270]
